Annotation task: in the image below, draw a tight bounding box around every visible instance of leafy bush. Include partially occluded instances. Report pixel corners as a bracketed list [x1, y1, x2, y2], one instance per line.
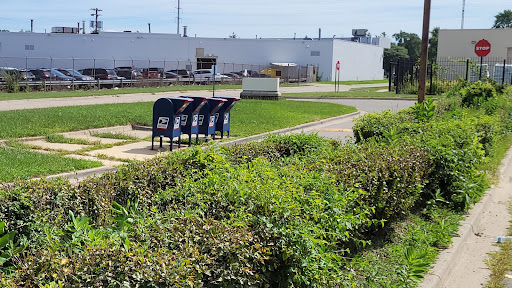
[461, 81, 497, 107]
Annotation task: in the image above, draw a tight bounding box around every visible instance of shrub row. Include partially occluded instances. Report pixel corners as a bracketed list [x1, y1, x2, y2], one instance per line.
[1, 82, 511, 287]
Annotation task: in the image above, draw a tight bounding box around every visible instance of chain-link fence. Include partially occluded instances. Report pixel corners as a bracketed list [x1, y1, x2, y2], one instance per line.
[388, 57, 512, 95]
[0, 56, 317, 91]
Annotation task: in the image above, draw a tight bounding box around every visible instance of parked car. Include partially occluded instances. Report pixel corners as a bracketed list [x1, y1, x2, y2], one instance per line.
[167, 69, 193, 79]
[222, 72, 241, 79]
[141, 67, 163, 79]
[79, 68, 122, 80]
[163, 71, 181, 79]
[192, 69, 230, 83]
[57, 69, 94, 81]
[29, 69, 73, 81]
[19, 69, 36, 81]
[0, 67, 28, 81]
[115, 67, 142, 80]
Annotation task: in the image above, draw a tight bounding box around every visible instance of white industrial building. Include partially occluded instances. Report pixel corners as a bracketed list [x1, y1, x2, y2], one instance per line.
[0, 31, 388, 81]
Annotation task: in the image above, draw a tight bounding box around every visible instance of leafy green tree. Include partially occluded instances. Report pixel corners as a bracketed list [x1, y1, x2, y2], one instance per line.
[383, 43, 409, 69]
[493, 9, 512, 28]
[393, 31, 421, 60]
[428, 27, 440, 63]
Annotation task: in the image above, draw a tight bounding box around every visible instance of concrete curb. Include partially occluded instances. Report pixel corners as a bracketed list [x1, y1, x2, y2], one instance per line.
[38, 166, 118, 183]
[421, 144, 512, 288]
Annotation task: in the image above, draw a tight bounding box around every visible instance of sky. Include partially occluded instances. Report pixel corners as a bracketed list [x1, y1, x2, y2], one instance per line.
[0, 0, 509, 40]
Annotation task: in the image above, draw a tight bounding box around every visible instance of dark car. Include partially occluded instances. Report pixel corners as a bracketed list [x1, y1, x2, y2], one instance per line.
[29, 69, 73, 81]
[115, 67, 142, 80]
[57, 69, 94, 81]
[167, 69, 193, 78]
[141, 67, 163, 79]
[163, 71, 181, 79]
[79, 68, 121, 80]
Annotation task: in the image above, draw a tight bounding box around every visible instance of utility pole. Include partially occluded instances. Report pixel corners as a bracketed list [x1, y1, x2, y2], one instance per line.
[418, 0, 431, 103]
[90, 8, 102, 34]
[461, 0, 466, 29]
[176, 0, 181, 35]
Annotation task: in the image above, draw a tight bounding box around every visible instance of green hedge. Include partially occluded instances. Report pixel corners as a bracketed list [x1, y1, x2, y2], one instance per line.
[1, 83, 511, 287]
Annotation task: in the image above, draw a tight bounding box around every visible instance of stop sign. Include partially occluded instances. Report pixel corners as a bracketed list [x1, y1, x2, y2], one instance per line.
[336, 61, 340, 70]
[475, 39, 491, 57]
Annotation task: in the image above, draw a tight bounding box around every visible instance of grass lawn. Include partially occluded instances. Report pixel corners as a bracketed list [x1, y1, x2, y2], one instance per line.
[0, 146, 102, 182]
[0, 84, 242, 101]
[0, 99, 355, 182]
[0, 100, 356, 139]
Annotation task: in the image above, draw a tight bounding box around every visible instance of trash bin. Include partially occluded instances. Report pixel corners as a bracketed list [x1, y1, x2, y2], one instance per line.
[215, 96, 240, 138]
[152, 97, 192, 151]
[197, 97, 227, 141]
[179, 95, 209, 145]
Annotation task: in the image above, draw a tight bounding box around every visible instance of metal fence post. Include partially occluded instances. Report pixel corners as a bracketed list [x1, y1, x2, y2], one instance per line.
[465, 59, 469, 81]
[72, 57, 75, 91]
[25, 57, 28, 89]
[503, 59, 506, 84]
[388, 62, 392, 92]
[395, 60, 400, 94]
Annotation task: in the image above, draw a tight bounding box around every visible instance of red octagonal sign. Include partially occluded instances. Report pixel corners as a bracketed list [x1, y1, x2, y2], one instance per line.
[475, 39, 491, 57]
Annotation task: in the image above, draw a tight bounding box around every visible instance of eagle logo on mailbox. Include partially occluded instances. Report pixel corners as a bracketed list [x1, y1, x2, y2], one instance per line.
[157, 117, 169, 129]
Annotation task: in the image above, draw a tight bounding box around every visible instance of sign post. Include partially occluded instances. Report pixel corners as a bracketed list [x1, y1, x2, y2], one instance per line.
[335, 61, 340, 93]
[474, 39, 491, 80]
[212, 65, 217, 97]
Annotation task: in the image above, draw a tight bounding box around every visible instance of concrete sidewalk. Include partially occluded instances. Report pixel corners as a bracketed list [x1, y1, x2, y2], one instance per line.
[0, 83, 388, 111]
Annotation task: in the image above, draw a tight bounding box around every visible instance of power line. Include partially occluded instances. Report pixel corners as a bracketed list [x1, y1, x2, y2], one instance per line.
[90, 8, 102, 34]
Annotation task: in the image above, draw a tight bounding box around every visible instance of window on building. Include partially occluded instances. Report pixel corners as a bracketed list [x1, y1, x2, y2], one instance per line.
[25, 44, 34, 50]
[311, 51, 320, 56]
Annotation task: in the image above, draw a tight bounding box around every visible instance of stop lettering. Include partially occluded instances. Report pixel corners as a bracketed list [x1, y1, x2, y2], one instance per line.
[474, 40, 491, 57]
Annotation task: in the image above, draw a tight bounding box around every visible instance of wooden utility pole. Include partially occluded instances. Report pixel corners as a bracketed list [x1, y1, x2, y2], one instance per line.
[418, 0, 431, 103]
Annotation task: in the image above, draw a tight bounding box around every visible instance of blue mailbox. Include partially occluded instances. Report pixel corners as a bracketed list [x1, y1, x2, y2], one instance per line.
[152, 97, 192, 151]
[179, 95, 209, 145]
[197, 97, 227, 141]
[215, 96, 240, 139]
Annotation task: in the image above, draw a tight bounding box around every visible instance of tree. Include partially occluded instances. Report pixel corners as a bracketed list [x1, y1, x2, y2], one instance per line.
[393, 31, 421, 61]
[428, 27, 439, 63]
[383, 43, 409, 69]
[493, 9, 512, 28]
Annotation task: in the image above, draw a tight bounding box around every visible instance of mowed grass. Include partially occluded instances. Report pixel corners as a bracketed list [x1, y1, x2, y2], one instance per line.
[0, 84, 241, 101]
[0, 146, 102, 182]
[230, 99, 357, 137]
[0, 100, 356, 139]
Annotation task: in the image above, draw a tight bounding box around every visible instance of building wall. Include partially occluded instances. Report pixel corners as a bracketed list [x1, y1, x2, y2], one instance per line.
[438, 29, 512, 59]
[0, 31, 384, 81]
[332, 40, 384, 81]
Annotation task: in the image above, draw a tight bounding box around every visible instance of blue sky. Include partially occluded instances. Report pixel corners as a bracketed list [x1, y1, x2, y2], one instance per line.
[0, 0, 508, 39]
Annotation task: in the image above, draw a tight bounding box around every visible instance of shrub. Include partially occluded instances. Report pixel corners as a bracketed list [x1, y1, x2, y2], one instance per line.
[460, 81, 497, 107]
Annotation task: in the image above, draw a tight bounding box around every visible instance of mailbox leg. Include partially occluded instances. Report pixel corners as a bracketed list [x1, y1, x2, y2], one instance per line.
[178, 136, 181, 148]
[196, 134, 199, 144]
[188, 133, 192, 146]
[160, 137, 163, 148]
[151, 137, 154, 150]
